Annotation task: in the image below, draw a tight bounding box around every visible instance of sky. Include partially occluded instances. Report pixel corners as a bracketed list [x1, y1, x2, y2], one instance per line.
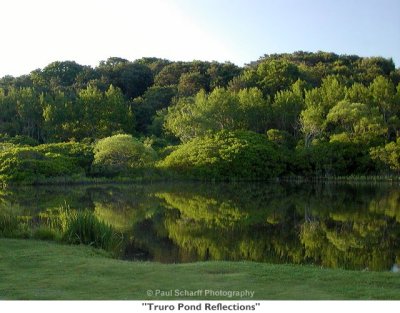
[0, 0, 399, 77]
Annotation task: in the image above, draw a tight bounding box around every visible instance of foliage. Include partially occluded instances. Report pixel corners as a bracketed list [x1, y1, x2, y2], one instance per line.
[0, 205, 120, 253]
[0, 142, 92, 183]
[164, 87, 269, 142]
[177, 71, 207, 97]
[266, 129, 295, 148]
[370, 138, 400, 172]
[0, 51, 399, 179]
[158, 130, 285, 180]
[326, 100, 386, 144]
[1, 181, 400, 271]
[60, 209, 117, 251]
[0, 134, 39, 146]
[132, 85, 176, 133]
[92, 134, 157, 177]
[32, 226, 59, 241]
[0, 211, 24, 237]
[97, 57, 153, 99]
[294, 141, 376, 176]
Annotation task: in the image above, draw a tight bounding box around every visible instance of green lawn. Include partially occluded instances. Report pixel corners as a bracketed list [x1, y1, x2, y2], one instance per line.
[0, 238, 399, 300]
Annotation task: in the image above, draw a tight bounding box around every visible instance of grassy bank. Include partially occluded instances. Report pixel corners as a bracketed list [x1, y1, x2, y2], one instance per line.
[0, 239, 399, 300]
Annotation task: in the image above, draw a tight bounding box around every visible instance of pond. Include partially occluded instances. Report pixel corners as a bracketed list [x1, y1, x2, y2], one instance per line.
[1, 181, 400, 271]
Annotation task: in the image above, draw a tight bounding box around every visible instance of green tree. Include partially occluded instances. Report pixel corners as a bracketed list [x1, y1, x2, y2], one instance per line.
[370, 138, 400, 172]
[370, 76, 396, 117]
[76, 84, 105, 139]
[326, 100, 386, 144]
[42, 91, 72, 141]
[177, 71, 207, 97]
[300, 88, 325, 147]
[237, 87, 270, 133]
[369, 76, 397, 138]
[103, 85, 134, 135]
[207, 61, 241, 89]
[243, 59, 300, 96]
[134, 57, 171, 77]
[31, 61, 87, 92]
[154, 62, 191, 86]
[97, 57, 153, 99]
[319, 76, 345, 109]
[0, 88, 19, 136]
[13, 87, 43, 141]
[271, 84, 304, 134]
[345, 82, 371, 104]
[92, 134, 157, 177]
[164, 87, 269, 142]
[165, 88, 239, 142]
[131, 86, 177, 134]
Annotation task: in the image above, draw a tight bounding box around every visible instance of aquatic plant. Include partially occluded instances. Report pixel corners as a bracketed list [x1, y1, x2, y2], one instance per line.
[61, 208, 120, 252]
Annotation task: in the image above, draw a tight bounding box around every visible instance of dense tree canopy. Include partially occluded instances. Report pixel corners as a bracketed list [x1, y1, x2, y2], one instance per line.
[1, 51, 400, 182]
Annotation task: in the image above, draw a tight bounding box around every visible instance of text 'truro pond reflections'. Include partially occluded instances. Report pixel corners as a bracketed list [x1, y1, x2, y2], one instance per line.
[1, 182, 400, 271]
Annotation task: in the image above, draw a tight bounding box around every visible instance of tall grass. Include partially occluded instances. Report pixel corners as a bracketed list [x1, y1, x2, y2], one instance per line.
[0, 212, 19, 237]
[1, 206, 123, 256]
[61, 209, 118, 251]
[0, 212, 29, 238]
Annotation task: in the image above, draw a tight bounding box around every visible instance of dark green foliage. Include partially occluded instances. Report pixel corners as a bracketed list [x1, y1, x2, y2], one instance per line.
[177, 71, 208, 96]
[158, 130, 285, 180]
[97, 57, 153, 99]
[154, 62, 196, 87]
[31, 61, 88, 92]
[266, 129, 295, 148]
[0, 134, 39, 146]
[0, 212, 21, 237]
[132, 85, 177, 133]
[254, 59, 301, 96]
[294, 141, 376, 177]
[32, 226, 59, 241]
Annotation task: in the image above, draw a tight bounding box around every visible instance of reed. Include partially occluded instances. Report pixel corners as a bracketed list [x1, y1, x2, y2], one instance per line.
[0, 212, 19, 237]
[60, 209, 120, 253]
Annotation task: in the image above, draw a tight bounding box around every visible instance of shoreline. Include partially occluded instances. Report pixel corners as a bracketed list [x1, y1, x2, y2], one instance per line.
[1, 238, 399, 300]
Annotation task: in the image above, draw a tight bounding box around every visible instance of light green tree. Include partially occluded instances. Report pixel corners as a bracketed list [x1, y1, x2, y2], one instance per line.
[326, 100, 386, 143]
[164, 87, 269, 142]
[92, 134, 157, 176]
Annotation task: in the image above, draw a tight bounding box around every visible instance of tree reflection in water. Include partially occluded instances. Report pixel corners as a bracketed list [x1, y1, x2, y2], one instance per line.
[1, 182, 399, 271]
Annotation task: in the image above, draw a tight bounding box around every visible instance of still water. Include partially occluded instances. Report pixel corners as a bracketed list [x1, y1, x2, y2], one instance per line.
[1, 182, 400, 271]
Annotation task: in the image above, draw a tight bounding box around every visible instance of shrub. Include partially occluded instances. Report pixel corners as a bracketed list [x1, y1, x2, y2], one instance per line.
[36, 142, 94, 174]
[294, 141, 376, 177]
[0, 134, 39, 146]
[92, 134, 157, 177]
[0, 143, 91, 183]
[0, 147, 85, 183]
[158, 130, 285, 181]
